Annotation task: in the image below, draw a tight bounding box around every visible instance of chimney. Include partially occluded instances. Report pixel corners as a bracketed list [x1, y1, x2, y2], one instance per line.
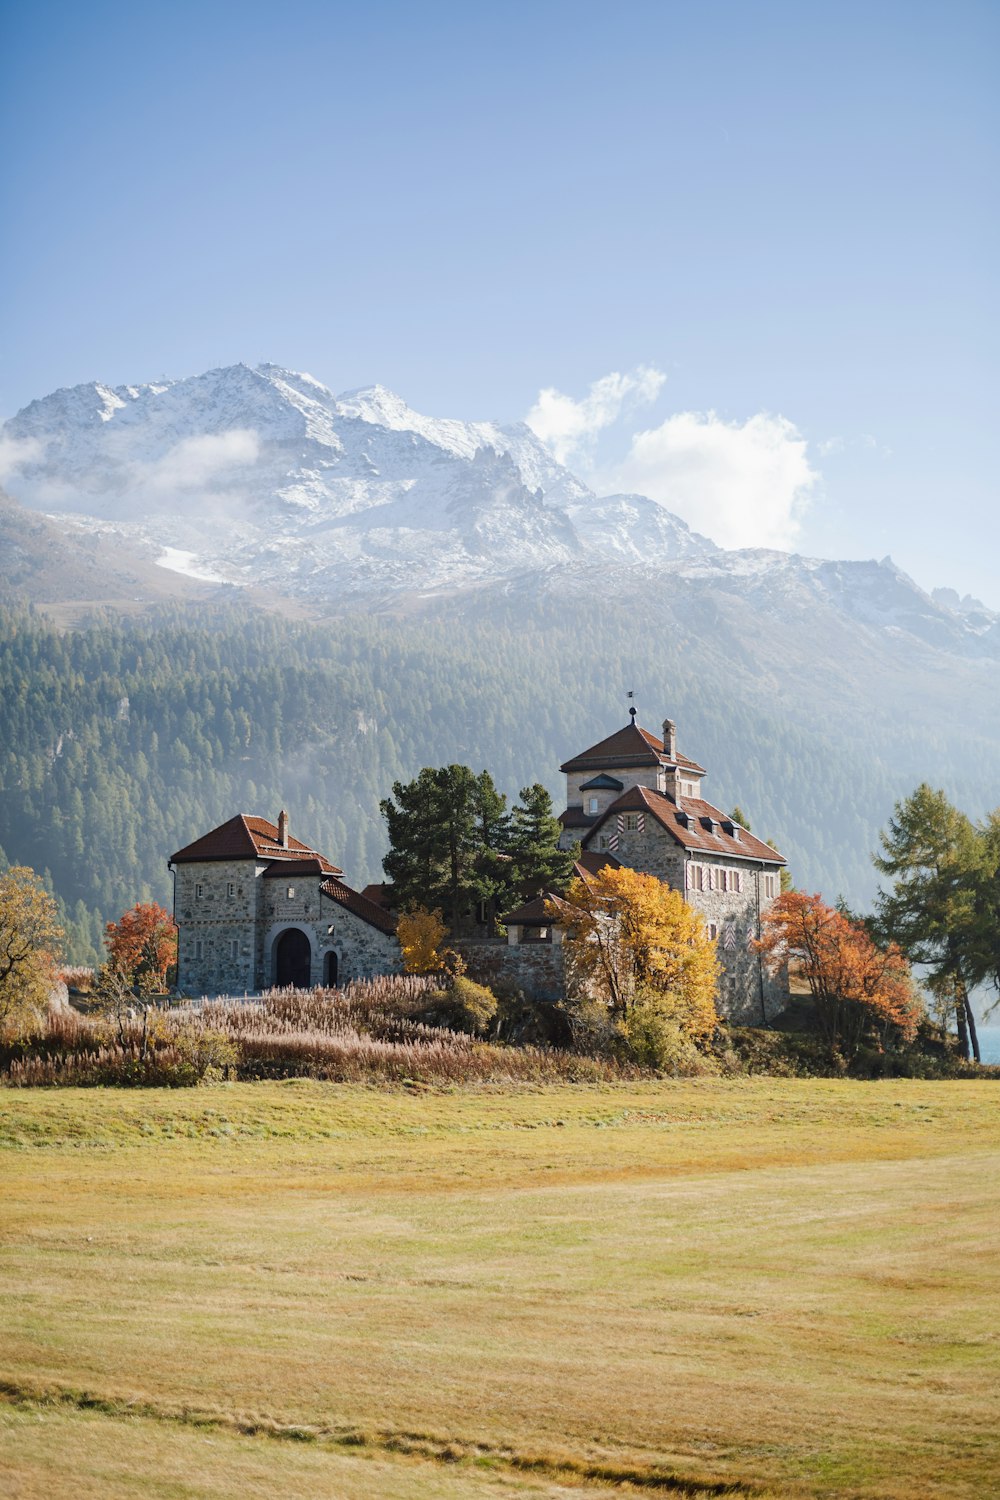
[278, 809, 289, 848]
[662, 718, 677, 760]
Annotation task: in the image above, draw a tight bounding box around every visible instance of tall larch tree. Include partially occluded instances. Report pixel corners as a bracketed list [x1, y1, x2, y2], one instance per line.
[873, 785, 982, 1060]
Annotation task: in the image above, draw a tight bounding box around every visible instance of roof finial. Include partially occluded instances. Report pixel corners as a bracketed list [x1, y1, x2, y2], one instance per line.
[628, 689, 637, 725]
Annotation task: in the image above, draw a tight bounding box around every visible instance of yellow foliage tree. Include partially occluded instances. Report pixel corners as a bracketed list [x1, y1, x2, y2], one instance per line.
[397, 906, 449, 975]
[0, 865, 65, 1035]
[554, 867, 720, 1042]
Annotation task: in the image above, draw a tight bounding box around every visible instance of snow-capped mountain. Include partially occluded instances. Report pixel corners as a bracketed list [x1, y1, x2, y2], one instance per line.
[2, 362, 710, 596]
[3, 362, 997, 656]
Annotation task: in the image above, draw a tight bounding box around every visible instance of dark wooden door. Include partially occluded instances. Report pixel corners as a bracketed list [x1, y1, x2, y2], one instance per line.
[274, 928, 311, 989]
[324, 951, 338, 988]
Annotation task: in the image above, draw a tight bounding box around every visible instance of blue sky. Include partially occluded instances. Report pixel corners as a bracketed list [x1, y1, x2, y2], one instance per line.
[1, 1, 996, 601]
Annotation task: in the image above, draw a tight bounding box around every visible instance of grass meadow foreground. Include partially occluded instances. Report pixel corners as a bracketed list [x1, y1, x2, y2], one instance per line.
[1, 1079, 998, 1499]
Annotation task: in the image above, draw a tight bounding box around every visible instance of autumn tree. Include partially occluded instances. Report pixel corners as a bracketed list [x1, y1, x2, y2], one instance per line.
[104, 901, 177, 992]
[555, 866, 720, 1046]
[0, 865, 64, 1033]
[758, 890, 921, 1058]
[873, 785, 983, 1060]
[397, 906, 449, 975]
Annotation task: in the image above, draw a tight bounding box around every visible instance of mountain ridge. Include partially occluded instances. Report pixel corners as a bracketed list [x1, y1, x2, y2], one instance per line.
[3, 362, 995, 660]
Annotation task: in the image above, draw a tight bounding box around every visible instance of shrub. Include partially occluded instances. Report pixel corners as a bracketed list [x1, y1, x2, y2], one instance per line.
[0, 978, 628, 1087]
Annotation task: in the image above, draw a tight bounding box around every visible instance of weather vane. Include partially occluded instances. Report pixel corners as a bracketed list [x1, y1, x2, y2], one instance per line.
[627, 689, 636, 723]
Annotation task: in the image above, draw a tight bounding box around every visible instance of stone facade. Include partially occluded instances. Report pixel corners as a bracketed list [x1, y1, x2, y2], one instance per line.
[170, 816, 400, 998]
[554, 713, 789, 1022]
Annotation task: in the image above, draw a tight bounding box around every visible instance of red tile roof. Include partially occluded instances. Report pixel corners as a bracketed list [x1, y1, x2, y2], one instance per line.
[584, 784, 784, 863]
[320, 879, 398, 935]
[560, 721, 706, 775]
[359, 882, 395, 910]
[574, 850, 623, 881]
[169, 814, 343, 873]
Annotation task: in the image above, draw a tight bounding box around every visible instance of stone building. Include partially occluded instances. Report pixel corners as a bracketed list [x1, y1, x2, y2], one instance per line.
[169, 711, 787, 1019]
[169, 812, 399, 997]
[547, 710, 787, 1021]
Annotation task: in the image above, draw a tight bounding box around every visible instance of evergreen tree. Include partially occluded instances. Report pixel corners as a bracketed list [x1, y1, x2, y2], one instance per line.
[874, 784, 983, 1061]
[508, 783, 576, 897]
[970, 809, 1000, 1000]
[381, 765, 503, 932]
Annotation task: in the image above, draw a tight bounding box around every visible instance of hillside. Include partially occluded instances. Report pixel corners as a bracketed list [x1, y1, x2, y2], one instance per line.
[1, 594, 997, 965]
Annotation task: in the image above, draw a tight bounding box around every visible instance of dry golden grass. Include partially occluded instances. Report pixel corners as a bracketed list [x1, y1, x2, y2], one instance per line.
[1, 1077, 998, 1499]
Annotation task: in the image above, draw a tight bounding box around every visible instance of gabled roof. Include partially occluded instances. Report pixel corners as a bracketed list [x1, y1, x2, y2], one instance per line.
[583, 784, 784, 864]
[503, 894, 555, 925]
[169, 815, 344, 873]
[320, 878, 397, 935]
[503, 852, 622, 925]
[560, 721, 706, 775]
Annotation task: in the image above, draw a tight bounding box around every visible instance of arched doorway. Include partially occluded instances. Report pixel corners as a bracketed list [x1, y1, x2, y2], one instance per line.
[274, 928, 311, 989]
[324, 950, 339, 988]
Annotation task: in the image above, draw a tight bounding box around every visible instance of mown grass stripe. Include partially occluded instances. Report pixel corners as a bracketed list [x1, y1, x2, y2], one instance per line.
[0, 1375, 763, 1496]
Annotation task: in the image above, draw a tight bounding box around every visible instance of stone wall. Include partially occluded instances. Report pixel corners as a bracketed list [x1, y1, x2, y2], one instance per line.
[174, 859, 260, 997]
[456, 939, 566, 1002]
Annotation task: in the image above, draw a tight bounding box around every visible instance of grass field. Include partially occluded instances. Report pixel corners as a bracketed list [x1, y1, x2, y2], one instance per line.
[1, 1078, 998, 1499]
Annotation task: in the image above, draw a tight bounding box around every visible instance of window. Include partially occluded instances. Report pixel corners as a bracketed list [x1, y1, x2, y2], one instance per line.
[708, 923, 718, 941]
[624, 813, 639, 832]
[588, 796, 599, 814]
[195, 883, 204, 899]
[287, 886, 295, 899]
[721, 869, 729, 892]
[194, 939, 204, 960]
[227, 882, 235, 898]
[230, 939, 239, 959]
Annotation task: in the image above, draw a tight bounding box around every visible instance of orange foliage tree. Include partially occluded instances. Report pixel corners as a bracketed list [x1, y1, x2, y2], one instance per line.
[105, 901, 177, 991]
[756, 891, 921, 1056]
[555, 866, 720, 1042]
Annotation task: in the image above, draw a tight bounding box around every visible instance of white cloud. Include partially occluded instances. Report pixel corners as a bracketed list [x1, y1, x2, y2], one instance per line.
[525, 366, 666, 467]
[143, 429, 260, 491]
[0, 434, 43, 485]
[600, 409, 817, 550]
